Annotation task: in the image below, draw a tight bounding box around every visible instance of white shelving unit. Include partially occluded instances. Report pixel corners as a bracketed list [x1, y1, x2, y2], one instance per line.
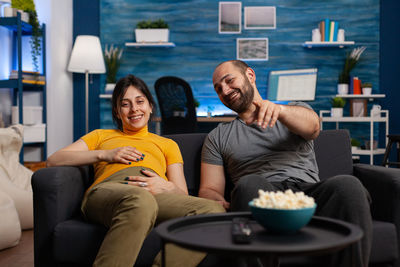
[303, 41, 355, 48]
[320, 110, 389, 165]
[125, 42, 175, 48]
[99, 94, 112, 99]
[335, 94, 385, 99]
[0, 15, 47, 162]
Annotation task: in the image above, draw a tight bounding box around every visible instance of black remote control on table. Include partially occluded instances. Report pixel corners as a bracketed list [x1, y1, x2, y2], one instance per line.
[231, 217, 252, 244]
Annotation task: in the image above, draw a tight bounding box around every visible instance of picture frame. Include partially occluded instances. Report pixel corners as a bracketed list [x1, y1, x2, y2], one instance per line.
[219, 2, 241, 34]
[236, 38, 269, 61]
[244, 6, 276, 30]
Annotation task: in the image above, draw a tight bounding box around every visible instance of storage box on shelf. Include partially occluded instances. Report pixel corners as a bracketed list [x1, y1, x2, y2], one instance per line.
[11, 106, 43, 125]
[23, 124, 46, 143]
[0, 13, 47, 162]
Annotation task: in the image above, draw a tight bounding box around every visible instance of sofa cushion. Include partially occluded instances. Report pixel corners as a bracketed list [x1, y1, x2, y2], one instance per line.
[53, 219, 161, 267]
[53, 219, 106, 264]
[370, 220, 398, 263]
[314, 130, 353, 180]
[165, 133, 207, 195]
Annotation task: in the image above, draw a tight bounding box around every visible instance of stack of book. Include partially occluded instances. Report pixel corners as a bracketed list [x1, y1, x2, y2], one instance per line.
[9, 70, 46, 85]
[318, 19, 339, 42]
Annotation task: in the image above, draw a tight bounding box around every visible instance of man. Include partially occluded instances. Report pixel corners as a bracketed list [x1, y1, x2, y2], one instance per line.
[199, 60, 372, 267]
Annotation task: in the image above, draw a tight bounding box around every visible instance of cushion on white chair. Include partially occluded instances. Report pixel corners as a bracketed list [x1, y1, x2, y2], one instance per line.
[0, 191, 21, 250]
[0, 125, 33, 229]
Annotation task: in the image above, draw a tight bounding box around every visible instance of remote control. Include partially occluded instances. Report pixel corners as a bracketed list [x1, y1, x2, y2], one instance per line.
[231, 217, 252, 244]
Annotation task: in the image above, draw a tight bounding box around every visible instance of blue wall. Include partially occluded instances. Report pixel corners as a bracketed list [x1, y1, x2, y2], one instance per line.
[99, 0, 380, 140]
[381, 0, 400, 135]
[72, 0, 400, 163]
[72, 0, 101, 139]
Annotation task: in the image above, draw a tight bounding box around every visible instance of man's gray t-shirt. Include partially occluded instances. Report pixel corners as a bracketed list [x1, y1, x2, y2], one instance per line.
[201, 102, 319, 185]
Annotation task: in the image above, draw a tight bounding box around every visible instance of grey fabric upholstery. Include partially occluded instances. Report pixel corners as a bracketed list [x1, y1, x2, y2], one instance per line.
[314, 129, 354, 180]
[32, 130, 400, 267]
[164, 133, 206, 195]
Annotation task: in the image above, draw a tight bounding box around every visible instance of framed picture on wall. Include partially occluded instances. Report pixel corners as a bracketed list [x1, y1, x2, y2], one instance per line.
[244, 6, 276, 29]
[219, 2, 241, 34]
[237, 38, 269, 61]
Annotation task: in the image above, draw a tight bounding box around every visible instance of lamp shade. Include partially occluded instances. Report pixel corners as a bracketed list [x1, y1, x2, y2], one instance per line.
[67, 35, 105, 74]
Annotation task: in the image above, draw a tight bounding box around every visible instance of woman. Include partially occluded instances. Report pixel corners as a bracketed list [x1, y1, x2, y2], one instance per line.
[47, 74, 225, 267]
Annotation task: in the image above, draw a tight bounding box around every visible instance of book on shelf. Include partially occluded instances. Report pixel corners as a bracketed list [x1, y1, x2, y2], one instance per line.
[324, 18, 330, 42]
[329, 21, 335, 42]
[9, 70, 45, 81]
[349, 75, 354, 94]
[9, 70, 45, 84]
[22, 80, 46, 85]
[317, 19, 339, 42]
[332, 21, 339, 41]
[319, 20, 325, 42]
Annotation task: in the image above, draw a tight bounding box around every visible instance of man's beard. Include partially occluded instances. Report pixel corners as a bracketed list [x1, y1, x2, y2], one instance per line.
[223, 77, 254, 113]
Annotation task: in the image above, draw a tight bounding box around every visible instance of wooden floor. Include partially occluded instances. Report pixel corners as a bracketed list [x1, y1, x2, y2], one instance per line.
[0, 230, 34, 267]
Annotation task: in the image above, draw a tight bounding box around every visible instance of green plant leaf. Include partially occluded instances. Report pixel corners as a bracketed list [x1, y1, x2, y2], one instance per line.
[12, 1, 41, 72]
[331, 97, 346, 108]
[136, 19, 169, 29]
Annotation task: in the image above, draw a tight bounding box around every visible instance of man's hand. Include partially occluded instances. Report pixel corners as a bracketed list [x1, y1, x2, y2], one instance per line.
[244, 100, 281, 128]
[99, 146, 144, 165]
[217, 200, 230, 210]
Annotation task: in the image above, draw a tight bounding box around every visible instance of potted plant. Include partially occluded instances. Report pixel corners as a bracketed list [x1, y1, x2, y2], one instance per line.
[350, 138, 361, 153]
[12, 0, 41, 72]
[135, 19, 169, 43]
[331, 96, 346, 117]
[104, 44, 123, 92]
[361, 82, 372, 95]
[337, 46, 366, 95]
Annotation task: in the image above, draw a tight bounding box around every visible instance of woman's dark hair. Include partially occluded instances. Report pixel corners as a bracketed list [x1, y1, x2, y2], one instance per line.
[111, 74, 156, 131]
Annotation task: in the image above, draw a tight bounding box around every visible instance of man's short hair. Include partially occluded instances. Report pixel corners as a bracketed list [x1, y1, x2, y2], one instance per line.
[216, 60, 249, 75]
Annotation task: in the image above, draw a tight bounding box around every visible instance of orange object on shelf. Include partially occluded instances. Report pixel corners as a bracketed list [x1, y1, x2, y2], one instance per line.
[24, 161, 46, 172]
[353, 77, 362, 94]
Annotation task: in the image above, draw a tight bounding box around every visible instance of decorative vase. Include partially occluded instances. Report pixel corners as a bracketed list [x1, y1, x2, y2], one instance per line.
[362, 87, 372, 95]
[337, 84, 349, 95]
[331, 107, 343, 117]
[105, 83, 116, 93]
[135, 29, 169, 43]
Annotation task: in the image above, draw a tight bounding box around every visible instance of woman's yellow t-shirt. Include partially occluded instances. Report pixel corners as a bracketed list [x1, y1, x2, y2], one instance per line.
[81, 126, 183, 189]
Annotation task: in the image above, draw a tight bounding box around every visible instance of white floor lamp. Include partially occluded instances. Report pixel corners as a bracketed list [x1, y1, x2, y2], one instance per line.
[67, 35, 105, 133]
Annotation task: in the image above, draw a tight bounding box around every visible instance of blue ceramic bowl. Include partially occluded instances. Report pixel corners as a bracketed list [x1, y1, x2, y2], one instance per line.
[249, 201, 316, 233]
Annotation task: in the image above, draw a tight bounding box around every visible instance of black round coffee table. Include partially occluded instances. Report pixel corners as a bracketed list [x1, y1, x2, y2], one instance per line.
[156, 212, 363, 266]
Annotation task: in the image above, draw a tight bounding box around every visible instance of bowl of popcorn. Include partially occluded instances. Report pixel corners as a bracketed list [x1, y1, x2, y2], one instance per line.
[249, 189, 316, 233]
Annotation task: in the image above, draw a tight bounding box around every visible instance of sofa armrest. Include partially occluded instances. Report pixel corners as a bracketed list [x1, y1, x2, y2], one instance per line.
[31, 165, 92, 267]
[353, 164, 400, 223]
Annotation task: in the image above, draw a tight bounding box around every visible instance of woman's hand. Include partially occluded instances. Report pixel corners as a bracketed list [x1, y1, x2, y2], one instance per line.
[124, 169, 175, 194]
[99, 146, 145, 165]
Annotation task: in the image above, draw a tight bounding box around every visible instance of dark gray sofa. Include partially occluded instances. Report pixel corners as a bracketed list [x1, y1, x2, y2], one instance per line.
[32, 130, 400, 267]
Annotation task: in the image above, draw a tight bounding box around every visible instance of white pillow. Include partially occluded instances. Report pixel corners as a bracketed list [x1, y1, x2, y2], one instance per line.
[0, 125, 34, 229]
[0, 191, 21, 250]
